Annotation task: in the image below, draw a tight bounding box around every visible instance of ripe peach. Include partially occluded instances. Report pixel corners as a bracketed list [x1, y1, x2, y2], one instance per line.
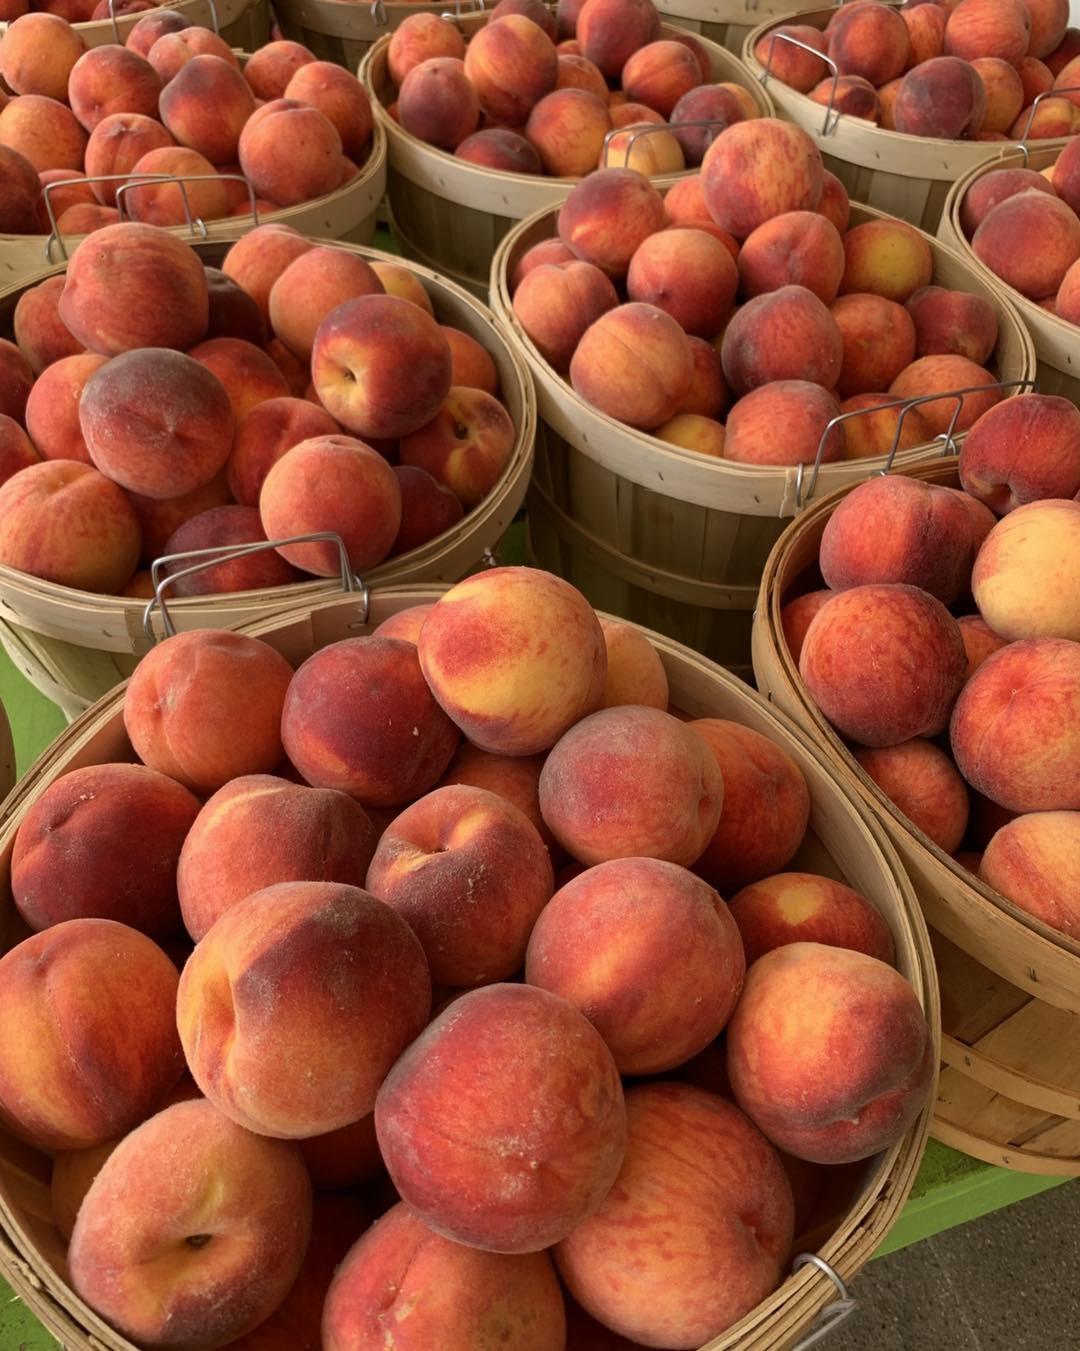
[958, 612, 1009, 676]
[678, 336, 729, 417]
[161, 504, 300, 595]
[972, 56, 1024, 131]
[375, 982, 626, 1252]
[570, 301, 694, 430]
[557, 167, 666, 279]
[855, 738, 970, 852]
[980, 811, 1080, 937]
[728, 873, 895, 966]
[455, 126, 542, 171]
[753, 24, 828, 92]
[1, 14, 86, 99]
[800, 583, 968, 746]
[576, 0, 660, 79]
[36, 168, 98, 228]
[830, 292, 917, 398]
[599, 121, 684, 175]
[888, 354, 1003, 439]
[1047, 25, 1080, 73]
[464, 14, 559, 125]
[654, 412, 725, 456]
[1027, 0, 1069, 58]
[392, 464, 464, 552]
[958, 393, 1080, 511]
[82, 112, 174, 208]
[121, 144, 230, 226]
[905, 284, 999, 366]
[389, 13, 467, 86]
[492, 0, 558, 37]
[159, 53, 255, 164]
[828, 1, 911, 85]
[238, 103, 344, 206]
[129, 473, 231, 566]
[1053, 135, 1080, 214]
[187, 336, 289, 420]
[0, 143, 42, 233]
[0, 92, 88, 172]
[725, 381, 845, 466]
[1008, 93, 1079, 136]
[595, 618, 668, 709]
[220, 223, 313, 321]
[1018, 53, 1055, 102]
[284, 61, 372, 161]
[268, 246, 383, 362]
[12, 762, 199, 936]
[893, 55, 985, 138]
[721, 285, 844, 396]
[668, 83, 746, 166]
[1055, 256, 1080, 322]
[973, 191, 1080, 300]
[781, 589, 832, 663]
[902, 1, 948, 65]
[440, 326, 499, 396]
[126, 9, 191, 57]
[21, 351, 101, 463]
[0, 919, 184, 1151]
[124, 630, 294, 794]
[738, 210, 845, 304]
[369, 261, 435, 314]
[945, 0, 1032, 64]
[525, 87, 609, 176]
[621, 39, 701, 118]
[0, 416, 39, 486]
[840, 217, 933, 305]
[556, 51, 608, 99]
[399, 385, 515, 508]
[701, 118, 823, 240]
[242, 38, 316, 99]
[808, 73, 881, 121]
[626, 227, 737, 340]
[398, 56, 479, 150]
[66, 45, 161, 135]
[147, 27, 239, 82]
[818, 168, 851, 233]
[436, 742, 554, 848]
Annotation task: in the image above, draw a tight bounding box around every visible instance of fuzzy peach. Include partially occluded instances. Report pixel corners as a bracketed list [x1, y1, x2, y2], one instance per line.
[971, 498, 1080, 641]
[556, 51, 608, 98]
[0, 93, 87, 172]
[595, 618, 669, 709]
[906, 284, 999, 365]
[781, 589, 832, 664]
[456, 126, 543, 171]
[242, 39, 316, 99]
[220, 223, 313, 320]
[0, 144, 50, 236]
[972, 56, 1024, 131]
[725, 381, 845, 466]
[0, 416, 39, 486]
[839, 398, 924, 461]
[392, 464, 465, 552]
[945, 0, 1032, 64]
[752, 24, 828, 92]
[980, 811, 1080, 937]
[570, 301, 694, 430]
[67, 45, 161, 134]
[840, 217, 933, 304]
[22, 351, 104, 463]
[808, 73, 881, 120]
[973, 191, 1080, 300]
[888, 354, 1003, 438]
[388, 13, 467, 85]
[268, 247, 383, 363]
[737, 210, 844, 304]
[830, 292, 917, 398]
[464, 14, 558, 124]
[959, 394, 1080, 511]
[82, 112, 174, 207]
[728, 873, 895, 966]
[576, 0, 660, 79]
[284, 61, 372, 160]
[677, 337, 729, 417]
[902, 1, 948, 64]
[398, 56, 479, 150]
[524, 87, 609, 176]
[669, 83, 746, 166]
[701, 118, 823, 240]
[147, 26, 239, 82]
[620, 39, 701, 117]
[157, 53, 254, 165]
[0, 12, 86, 99]
[399, 385, 515, 508]
[828, 1, 911, 84]
[225, 398, 336, 507]
[557, 167, 666, 279]
[722, 285, 843, 396]
[600, 121, 685, 175]
[855, 738, 970, 853]
[626, 226, 738, 339]
[161, 505, 299, 595]
[238, 103, 344, 206]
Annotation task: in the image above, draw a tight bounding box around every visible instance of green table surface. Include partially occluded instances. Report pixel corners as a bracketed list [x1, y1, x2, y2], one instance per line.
[0, 646, 1066, 1346]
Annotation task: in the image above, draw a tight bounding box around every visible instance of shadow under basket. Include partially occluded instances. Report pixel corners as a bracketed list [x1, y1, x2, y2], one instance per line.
[0, 586, 937, 1350]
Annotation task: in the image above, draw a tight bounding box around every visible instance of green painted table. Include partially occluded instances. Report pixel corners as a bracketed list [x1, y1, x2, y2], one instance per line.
[0, 646, 1067, 1347]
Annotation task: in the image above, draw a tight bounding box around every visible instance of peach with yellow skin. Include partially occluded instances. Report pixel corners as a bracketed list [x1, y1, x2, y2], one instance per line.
[597, 618, 669, 710]
[178, 881, 431, 1137]
[187, 337, 290, 422]
[465, 14, 559, 125]
[418, 567, 607, 756]
[888, 354, 1003, 439]
[69, 1099, 313, 1350]
[728, 873, 895, 966]
[242, 38, 317, 99]
[572, 302, 695, 431]
[980, 811, 1080, 938]
[0, 13, 86, 99]
[557, 167, 667, 279]
[854, 738, 970, 854]
[701, 118, 823, 241]
[525, 87, 610, 177]
[728, 942, 934, 1164]
[840, 219, 933, 305]
[399, 385, 516, 508]
[388, 12, 466, 86]
[738, 210, 845, 305]
[971, 499, 1080, 641]
[958, 394, 1080, 513]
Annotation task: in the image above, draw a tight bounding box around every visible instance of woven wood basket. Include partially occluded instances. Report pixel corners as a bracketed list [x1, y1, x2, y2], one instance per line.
[273, 0, 494, 69]
[487, 200, 1035, 676]
[360, 14, 775, 298]
[0, 237, 536, 720]
[751, 457, 1080, 1176]
[937, 144, 1080, 404]
[0, 59, 387, 288]
[741, 8, 1074, 233]
[0, 583, 938, 1350]
[0, 0, 269, 51]
[653, 0, 831, 56]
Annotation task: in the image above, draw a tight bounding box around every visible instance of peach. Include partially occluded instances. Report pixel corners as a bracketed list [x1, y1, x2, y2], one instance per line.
[389, 14, 467, 86]
[893, 55, 985, 138]
[808, 73, 881, 121]
[52, 1139, 120, 1243]
[625, 227, 738, 340]
[830, 292, 917, 398]
[820, 474, 985, 602]
[654, 412, 725, 456]
[555, 1083, 793, 1347]
[728, 873, 895, 966]
[888, 354, 1003, 439]
[753, 24, 828, 92]
[725, 381, 845, 466]
[283, 61, 372, 160]
[82, 112, 174, 208]
[0, 459, 139, 592]
[1026, 0, 1069, 57]
[905, 284, 999, 367]
[1, 14, 86, 100]
[67, 45, 162, 134]
[204, 267, 268, 344]
[242, 38, 316, 99]
[1018, 54, 1055, 102]
[525, 87, 609, 176]
[12, 762, 199, 936]
[599, 121, 684, 175]
[972, 56, 1024, 131]
[840, 217, 934, 305]
[855, 738, 970, 852]
[124, 630, 294, 794]
[691, 719, 811, 893]
[828, 1, 911, 84]
[129, 473, 231, 566]
[701, 118, 823, 240]
[958, 393, 1080, 511]
[126, 9, 191, 57]
[596, 618, 669, 709]
[781, 589, 832, 663]
[267, 247, 383, 363]
[398, 56, 479, 150]
[159, 53, 255, 164]
[878, 75, 903, 128]
[721, 285, 844, 396]
[902, 1, 948, 65]
[0, 342, 31, 428]
[436, 742, 554, 848]
[980, 811, 1080, 937]
[147, 27, 239, 82]
[0, 415, 39, 486]
[392, 464, 464, 552]
[297, 1114, 381, 1189]
[526, 857, 744, 1073]
[417, 567, 606, 756]
[226, 398, 337, 506]
[375, 981, 625, 1252]
[818, 168, 851, 234]
[161, 504, 300, 594]
[492, 0, 558, 37]
[800, 583, 967, 746]
[728, 943, 933, 1164]
[678, 336, 729, 417]
[26, 351, 109, 464]
[455, 126, 542, 172]
[557, 167, 666, 279]
[0, 93, 87, 172]
[620, 39, 701, 118]
[282, 635, 460, 806]
[577, 0, 660, 79]
[464, 14, 558, 124]
[840, 393, 932, 459]
[441, 326, 499, 395]
[178, 881, 430, 1137]
[54, 201, 122, 235]
[673, 32, 714, 83]
[311, 294, 452, 440]
[570, 301, 694, 430]
[0, 143, 42, 233]
[369, 261, 435, 315]
[0, 919, 184, 1151]
[973, 191, 1080, 299]
[1053, 53, 1080, 105]
[187, 336, 289, 421]
[39, 170, 100, 229]
[1047, 25, 1080, 72]
[399, 385, 515, 508]
[1051, 133, 1080, 212]
[221, 223, 313, 321]
[69, 1100, 312, 1348]
[59, 220, 208, 355]
[945, 0, 1032, 64]
[367, 783, 554, 987]
[538, 705, 724, 867]
[1008, 93, 1079, 136]
[259, 434, 402, 574]
[669, 83, 746, 167]
[952, 636, 1080, 811]
[738, 210, 845, 305]
[79, 347, 233, 499]
[1056, 256, 1080, 322]
[607, 100, 664, 127]
[958, 612, 1009, 676]
[557, 51, 608, 99]
[238, 103, 344, 206]
[323, 1201, 564, 1351]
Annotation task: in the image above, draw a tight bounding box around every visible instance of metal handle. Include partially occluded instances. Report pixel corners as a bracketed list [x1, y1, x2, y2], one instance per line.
[439, 0, 486, 22]
[758, 31, 843, 136]
[1014, 85, 1080, 163]
[142, 532, 368, 640]
[795, 376, 1039, 510]
[601, 118, 732, 168]
[788, 1254, 857, 1350]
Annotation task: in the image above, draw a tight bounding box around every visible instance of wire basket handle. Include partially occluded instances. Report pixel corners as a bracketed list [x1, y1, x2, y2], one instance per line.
[1013, 86, 1080, 164]
[757, 31, 843, 136]
[788, 1254, 858, 1350]
[601, 117, 737, 168]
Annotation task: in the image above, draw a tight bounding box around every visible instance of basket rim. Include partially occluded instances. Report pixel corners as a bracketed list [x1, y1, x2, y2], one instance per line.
[0, 0, 256, 41]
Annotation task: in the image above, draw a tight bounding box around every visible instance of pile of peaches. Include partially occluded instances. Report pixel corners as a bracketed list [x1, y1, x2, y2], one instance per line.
[755, 0, 1080, 141]
[0, 220, 518, 597]
[780, 393, 1080, 939]
[957, 140, 1080, 322]
[383, 0, 758, 178]
[0, 13, 374, 239]
[0, 565, 934, 1349]
[510, 116, 1009, 464]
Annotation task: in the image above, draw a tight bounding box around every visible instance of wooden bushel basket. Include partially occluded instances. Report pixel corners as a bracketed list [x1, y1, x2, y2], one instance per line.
[751, 458, 1080, 1176]
[0, 237, 536, 720]
[654, 0, 830, 57]
[360, 14, 775, 299]
[0, 59, 388, 289]
[487, 200, 1035, 678]
[273, 0, 494, 68]
[0, 584, 938, 1350]
[0, 0, 269, 53]
[938, 144, 1080, 404]
[741, 10, 1075, 233]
